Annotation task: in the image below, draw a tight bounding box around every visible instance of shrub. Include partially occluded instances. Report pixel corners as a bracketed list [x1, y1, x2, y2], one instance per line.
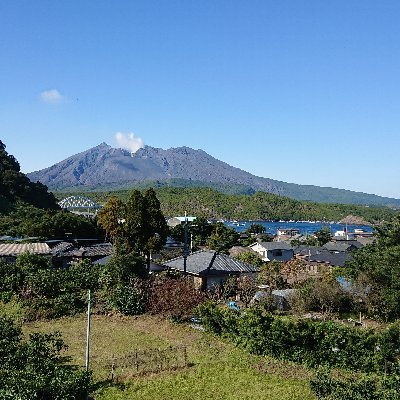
[0, 315, 91, 399]
[197, 301, 400, 374]
[149, 276, 207, 321]
[310, 370, 400, 400]
[110, 280, 149, 315]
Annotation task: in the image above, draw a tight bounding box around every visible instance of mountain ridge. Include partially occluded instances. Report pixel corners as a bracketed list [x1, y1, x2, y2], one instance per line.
[27, 143, 400, 207]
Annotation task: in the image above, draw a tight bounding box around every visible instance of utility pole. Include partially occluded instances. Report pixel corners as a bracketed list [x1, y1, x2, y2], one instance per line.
[85, 289, 91, 373]
[85, 289, 91, 400]
[183, 212, 188, 275]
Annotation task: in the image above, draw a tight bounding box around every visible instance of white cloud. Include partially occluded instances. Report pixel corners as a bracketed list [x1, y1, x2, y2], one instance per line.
[40, 89, 67, 104]
[115, 132, 145, 153]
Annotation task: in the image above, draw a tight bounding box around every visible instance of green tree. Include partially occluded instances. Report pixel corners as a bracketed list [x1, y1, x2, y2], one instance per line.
[315, 226, 332, 246]
[234, 251, 264, 268]
[0, 140, 58, 212]
[206, 223, 239, 253]
[246, 223, 266, 234]
[124, 190, 148, 252]
[97, 196, 126, 243]
[143, 188, 169, 268]
[0, 315, 90, 399]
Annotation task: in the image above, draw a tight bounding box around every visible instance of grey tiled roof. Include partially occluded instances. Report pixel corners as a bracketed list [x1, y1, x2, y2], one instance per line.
[322, 241, 360, 252]
[259, 241, 293, 251]
[0, 243, 51, 256]
[52, 243, 113, 258]
[308, 250, 351, 267]
[164, 250, 260, 276]
[51, 242, 75, 255]
[292, 245, 321, 255]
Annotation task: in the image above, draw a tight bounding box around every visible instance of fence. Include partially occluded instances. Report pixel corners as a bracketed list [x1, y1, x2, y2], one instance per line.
[109, 345, 188, 381]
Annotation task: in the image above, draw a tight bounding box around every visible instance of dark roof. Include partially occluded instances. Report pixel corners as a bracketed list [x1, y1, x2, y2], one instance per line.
[164, 249, 260, 276]
[292, 245, 321, 256]
[52, 242, 113, 258]
[355, 237, 374, 246]
[51, 241, 75, 255]
[308, 250, 351, 267]
[257, 241, 293, 251]
[322, 241, 361, 252]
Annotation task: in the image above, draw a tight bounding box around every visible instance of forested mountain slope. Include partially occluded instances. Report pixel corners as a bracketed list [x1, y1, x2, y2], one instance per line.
[0, 140, 58, 213]
[57, 187, 399, 223]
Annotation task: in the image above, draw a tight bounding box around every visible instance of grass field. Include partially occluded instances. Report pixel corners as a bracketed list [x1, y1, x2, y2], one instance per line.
[24, 314, 316, 400]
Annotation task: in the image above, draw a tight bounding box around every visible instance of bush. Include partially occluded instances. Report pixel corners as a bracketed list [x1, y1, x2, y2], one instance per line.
[197, 301, 400, 374]
[110, 280, 149, 315]
[149, 276, 207, 321]
[0, 315, 91, 399]
[310, 370, 400, 400]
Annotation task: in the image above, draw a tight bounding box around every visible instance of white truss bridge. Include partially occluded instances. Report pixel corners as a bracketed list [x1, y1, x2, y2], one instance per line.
[58, 196, 101, 217]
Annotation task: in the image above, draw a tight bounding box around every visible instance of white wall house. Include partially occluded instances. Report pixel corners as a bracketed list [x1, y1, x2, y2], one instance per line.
[249, 241, 294, 262]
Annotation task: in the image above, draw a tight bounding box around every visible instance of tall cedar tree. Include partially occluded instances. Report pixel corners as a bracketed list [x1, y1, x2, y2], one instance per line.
[97, 196, 126, 243]
[123, 189, 168, 270]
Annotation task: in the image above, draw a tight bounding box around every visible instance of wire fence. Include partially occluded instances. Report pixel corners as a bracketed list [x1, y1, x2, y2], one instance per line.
[108, 345, 188, 381]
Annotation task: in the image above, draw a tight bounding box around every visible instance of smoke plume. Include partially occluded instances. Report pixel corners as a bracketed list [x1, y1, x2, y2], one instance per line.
[115, 132, 144, 153]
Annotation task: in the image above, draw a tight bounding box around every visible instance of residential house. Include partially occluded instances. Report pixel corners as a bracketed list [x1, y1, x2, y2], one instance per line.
[164, 249, 260, 291]
[0, 242, 51, 263]
[322, 240, 362, 253]
[51, 242, 113, 268]
[249, 241, 294, 262]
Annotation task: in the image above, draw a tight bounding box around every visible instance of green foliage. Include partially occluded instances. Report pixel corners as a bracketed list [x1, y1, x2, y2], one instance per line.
[101, 250, 147, 288]
[59, 186, 400, 223]
[206, 222, 239, 253]
[258, 261, 288, 289]
[196, 301, 238, 335]
[344, 217, 400, 321]
[197, 302, 400, 375]
[0, 315, 90, 399]
[315, 227, 332, 246]
[0, 204, 102, 239]
[0, 140, 59, 213]
[97, 196, 125, 243]
[97, 188, 168, 263]
[310, 371, 400, 400]
[143, 188, 169, 253]
[1, 254, 102, 319]
[234, 251, 264, 268]
[170, 216, 213, 249]
[110, 281, 149, 316]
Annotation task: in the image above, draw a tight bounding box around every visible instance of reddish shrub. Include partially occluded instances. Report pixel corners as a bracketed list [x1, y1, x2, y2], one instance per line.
[149, 276, 207, 321]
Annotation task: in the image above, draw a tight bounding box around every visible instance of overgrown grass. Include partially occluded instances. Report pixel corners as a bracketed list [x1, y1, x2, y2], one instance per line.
[24, 314, 316, 400]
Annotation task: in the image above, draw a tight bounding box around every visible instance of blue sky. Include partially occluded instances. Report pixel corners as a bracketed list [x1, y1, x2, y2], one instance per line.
[1, 1, 399, 198]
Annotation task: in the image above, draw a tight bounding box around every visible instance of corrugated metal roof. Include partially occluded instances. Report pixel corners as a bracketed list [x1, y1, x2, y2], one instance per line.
[212, 253, 259, 273]
[164, 249, 259, 276]
[0, 243, 51, 256]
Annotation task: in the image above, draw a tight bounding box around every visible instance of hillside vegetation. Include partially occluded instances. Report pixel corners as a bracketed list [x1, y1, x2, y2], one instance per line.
[57, 187, 399, 223]
[0, 140, 58, 213]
